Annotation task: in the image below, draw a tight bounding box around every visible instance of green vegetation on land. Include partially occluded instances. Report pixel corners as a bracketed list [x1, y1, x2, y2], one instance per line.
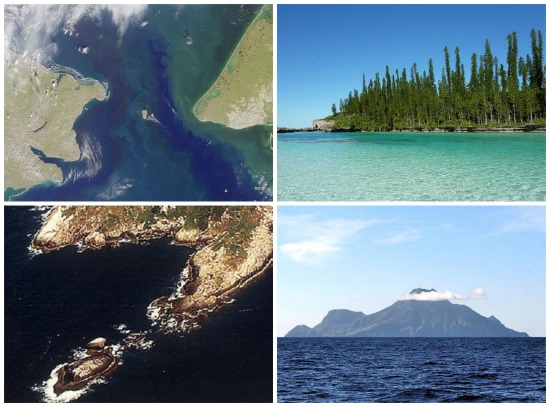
[194, 5, 273, 130]
[61, 206, 262, 268]
[328, 29, 545, 131]
[4, 52, 106, 195]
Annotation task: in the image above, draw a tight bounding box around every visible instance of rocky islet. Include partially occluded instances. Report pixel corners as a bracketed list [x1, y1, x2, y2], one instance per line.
[31, 205, 273, 397]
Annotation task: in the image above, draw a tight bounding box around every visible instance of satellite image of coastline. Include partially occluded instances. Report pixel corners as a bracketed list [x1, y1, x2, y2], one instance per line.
[4, 4, 273, 201]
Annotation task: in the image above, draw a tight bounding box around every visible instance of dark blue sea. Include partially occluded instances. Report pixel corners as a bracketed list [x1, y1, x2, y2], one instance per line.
[4, 206, 272, 402]
[6, 5, 272, 201]
[278, 337, 545, 402]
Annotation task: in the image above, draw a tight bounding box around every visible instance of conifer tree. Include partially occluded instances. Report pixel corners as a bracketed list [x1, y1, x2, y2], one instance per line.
[331, 29, 544, 130]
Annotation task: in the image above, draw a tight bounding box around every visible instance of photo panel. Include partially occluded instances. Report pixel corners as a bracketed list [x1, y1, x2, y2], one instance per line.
[5, 4, 273, 202]
[277, 205, 545, 402]
[4, 205, 273, 402]
[277, 4, 545, 202]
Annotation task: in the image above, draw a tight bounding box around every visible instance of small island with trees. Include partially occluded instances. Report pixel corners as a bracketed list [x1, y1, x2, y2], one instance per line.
[281, 29, 545, 133]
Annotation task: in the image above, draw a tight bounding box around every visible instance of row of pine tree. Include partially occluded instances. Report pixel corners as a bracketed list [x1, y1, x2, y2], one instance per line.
[330, 29, 545, 131]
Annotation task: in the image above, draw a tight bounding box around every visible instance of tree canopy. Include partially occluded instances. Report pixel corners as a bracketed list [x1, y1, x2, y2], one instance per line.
[330, 29, 545, 131]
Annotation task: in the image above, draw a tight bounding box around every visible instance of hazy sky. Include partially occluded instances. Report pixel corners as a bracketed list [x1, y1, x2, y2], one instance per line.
[278, 4, 546, 128]
[277, 206, 546, 337]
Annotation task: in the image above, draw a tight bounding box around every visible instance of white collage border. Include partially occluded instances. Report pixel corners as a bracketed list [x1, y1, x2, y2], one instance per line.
[1, 0, 548, 404]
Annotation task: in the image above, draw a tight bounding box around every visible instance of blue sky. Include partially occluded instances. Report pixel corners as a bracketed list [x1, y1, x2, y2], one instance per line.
[277, 206, 546, 337]
[278, 4, 546, 128]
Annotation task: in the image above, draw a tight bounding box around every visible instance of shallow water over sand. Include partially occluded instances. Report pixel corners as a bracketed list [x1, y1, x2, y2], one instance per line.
[278, 132, 545, 201]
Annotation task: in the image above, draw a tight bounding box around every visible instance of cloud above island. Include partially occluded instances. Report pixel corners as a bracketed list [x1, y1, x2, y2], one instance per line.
[396, 288, 487, 301]
[280, 214, 381, 265]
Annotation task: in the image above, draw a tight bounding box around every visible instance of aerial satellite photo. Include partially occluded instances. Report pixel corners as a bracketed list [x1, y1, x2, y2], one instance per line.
[4, 4, 273, 201]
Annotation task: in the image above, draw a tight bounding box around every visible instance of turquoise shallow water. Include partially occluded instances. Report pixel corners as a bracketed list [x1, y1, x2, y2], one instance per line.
[277, 132, 546, 201]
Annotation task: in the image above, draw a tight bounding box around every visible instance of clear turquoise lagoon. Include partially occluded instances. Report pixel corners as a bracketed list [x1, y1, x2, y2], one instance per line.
[277, 132, 545, 201]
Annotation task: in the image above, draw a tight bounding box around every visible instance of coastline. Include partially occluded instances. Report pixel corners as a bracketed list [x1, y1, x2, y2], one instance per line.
[192, 5, 271, 130]
[31, 206, 273, 332]
[4, 50, 107, 198]
[30, 206, 273, 400]
[278, 124, 546, 134]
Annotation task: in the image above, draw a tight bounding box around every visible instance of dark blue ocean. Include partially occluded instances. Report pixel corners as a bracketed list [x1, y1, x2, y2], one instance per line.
[6, 5, 272, 201]
[4, 206, 272, 402]
[278, 337, 545, 402]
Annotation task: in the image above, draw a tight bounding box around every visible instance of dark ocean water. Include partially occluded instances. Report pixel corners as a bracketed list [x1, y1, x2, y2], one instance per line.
[278, 337, 545, 403]
[7, 5, 272, 201]
[4, 207, 272, 402]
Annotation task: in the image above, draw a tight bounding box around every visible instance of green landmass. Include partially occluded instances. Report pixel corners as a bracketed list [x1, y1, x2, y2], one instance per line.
[325, 29, 545, 132]
[4, 51, 106, 194]
[55, 206, 263, 264]
[194, 5, 273, 129]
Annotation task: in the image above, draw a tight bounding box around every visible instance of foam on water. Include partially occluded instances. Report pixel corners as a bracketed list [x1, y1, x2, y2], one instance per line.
[168, 267, 189, 301]
[33, 362, 108, 403]
[114, 323, 131, 335]
[32, 364, 86, 403]
[146, 303, 161, 326]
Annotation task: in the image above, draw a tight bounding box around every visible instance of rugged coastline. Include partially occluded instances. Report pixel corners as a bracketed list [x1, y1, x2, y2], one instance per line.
[31, 205, 273, 399]
[32, 205, 273, 328]
[52, 338, 120, 396]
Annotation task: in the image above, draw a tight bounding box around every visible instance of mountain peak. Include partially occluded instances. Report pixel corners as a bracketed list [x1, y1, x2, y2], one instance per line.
[409, 288, 437, 295]
[286, 295, 528, 338]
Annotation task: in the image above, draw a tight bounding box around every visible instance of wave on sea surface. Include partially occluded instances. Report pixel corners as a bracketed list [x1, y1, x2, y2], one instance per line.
[33, 364, 93, 403]
[33, 342, 127, 403]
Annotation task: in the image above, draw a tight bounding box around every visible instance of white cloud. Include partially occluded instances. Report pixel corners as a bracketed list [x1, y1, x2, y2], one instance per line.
[281, 241, 339, 263]
[396, 288, 487, 301]
[470, 288, 487, 300]
[498, 208, 545, 234]
[279, 215, 380, 265]
[5, 4, 148, 57]
[480, 207, 545, 238]
[374, 228, 421, 245]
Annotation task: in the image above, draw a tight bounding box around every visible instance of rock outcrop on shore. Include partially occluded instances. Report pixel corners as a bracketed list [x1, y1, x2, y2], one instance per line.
[53, 338, 120, 396]
[312, 119, 335, 131]
[32, 206, 273, 332]
[308, 117, 546, 133]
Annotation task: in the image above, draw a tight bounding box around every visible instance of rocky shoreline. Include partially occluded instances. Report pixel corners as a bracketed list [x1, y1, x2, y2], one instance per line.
[53, 338, 120, 396]
[31, 205, 273, 399]
[32, 206, 273, 330]
[32, 207, 201, 253]
[278, 123, 545, 133]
